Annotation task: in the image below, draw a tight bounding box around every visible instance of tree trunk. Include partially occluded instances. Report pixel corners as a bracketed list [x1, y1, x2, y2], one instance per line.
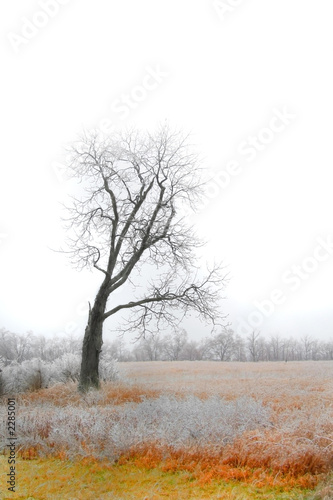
[78, 281, 109, 392]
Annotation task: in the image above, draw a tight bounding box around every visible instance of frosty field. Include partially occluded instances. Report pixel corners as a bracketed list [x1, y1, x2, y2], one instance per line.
[1, 360, 333, 499]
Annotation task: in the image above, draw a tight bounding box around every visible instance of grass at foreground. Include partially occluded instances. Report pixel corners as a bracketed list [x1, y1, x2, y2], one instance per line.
[0, 456, 323, 500]
[1, 362, 332, 499]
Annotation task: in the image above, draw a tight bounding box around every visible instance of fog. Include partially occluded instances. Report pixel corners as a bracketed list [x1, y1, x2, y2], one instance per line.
[1, 0, 333, 342]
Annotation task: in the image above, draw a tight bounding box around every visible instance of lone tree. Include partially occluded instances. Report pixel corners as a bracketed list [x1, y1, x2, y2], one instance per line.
[62, 125, 226, 392]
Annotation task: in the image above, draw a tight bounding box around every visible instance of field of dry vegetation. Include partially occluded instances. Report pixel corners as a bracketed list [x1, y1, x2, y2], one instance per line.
[1, 360, 333, 499]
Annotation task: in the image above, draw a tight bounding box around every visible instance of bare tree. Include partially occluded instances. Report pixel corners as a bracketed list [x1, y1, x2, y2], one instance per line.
[133, 333, 164, 361]
[163, 329, 188, 361]
[181, 339, 201, 361]
[103, 338, 132, 362]
[233, 334, 247, 361]
[208, 328, 235, 361]
[323, 339, 333, 360]
[247, 330, 261, 362]
[61, 125, 226, 391]
[300, 335, 314, 360]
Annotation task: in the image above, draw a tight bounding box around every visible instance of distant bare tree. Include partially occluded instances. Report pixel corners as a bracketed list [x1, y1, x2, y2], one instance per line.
[103, 338, 132, 362]
[61, 125, 226, 391]
[233, 334, 247, 361]
[247, 330, 261, 362]
[323, 339, 333, 360]
[300, 335, 314, 360]
[134, 333, 164, 361]
[208, 329, 235, 361]
[269, 333, 283, 361]
[163, 329, 188, 361]
[181, 339, 201, 361]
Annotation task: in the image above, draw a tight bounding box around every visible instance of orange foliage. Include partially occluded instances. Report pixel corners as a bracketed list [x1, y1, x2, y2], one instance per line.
[117, 443, 322, 489]
[15, 380, 162, 407]
[20, 446, 40, 460]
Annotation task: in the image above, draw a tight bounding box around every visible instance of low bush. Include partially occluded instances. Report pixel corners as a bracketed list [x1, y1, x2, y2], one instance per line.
[0, 394, 270, 462]
[0, 353, 119, 394]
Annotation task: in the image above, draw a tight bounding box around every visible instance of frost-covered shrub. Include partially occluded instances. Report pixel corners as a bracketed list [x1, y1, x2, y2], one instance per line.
[2, 395, 270, 459]
[107, 395, 270, 451]
[1, 359, 49, 393]
[49, 353, 81, 384]
[0, 353, 118, 394]
[99, 352, 119, 382]
[48, 352, 119, 385]
[0, 355, 77, 394]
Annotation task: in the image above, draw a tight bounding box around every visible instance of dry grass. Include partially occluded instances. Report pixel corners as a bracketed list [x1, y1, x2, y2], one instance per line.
[16, 380, 161, 407]
[116, 361, 333, 485]
[1, 360, 333, 497]
[0, 456, 316, 499]
[118, 360, 333, 404]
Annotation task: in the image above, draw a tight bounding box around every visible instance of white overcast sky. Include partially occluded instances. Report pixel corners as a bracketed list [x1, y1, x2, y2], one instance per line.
[1, 0, 333, 342]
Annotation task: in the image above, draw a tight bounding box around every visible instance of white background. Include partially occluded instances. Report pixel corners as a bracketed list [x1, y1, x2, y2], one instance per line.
[1, 0, 333, 342]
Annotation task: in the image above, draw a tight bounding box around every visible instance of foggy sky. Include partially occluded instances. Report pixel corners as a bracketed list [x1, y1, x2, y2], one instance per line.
[1, 0, 333, 342]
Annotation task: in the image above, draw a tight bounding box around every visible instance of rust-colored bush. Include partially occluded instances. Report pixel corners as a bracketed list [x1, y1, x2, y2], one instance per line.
[15, 381, 162, 407]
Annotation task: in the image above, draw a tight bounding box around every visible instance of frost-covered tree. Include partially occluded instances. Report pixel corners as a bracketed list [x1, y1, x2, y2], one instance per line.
[61, 125, 226, 391]
[0, 329, 36, 366]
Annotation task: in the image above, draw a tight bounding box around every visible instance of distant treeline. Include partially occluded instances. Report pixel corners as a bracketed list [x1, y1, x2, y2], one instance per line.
[1, 327, 332, 365]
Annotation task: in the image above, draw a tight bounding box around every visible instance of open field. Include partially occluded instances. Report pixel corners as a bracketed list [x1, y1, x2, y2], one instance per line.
[118, 360, 333, 403]
[1, 361, 333, 499]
